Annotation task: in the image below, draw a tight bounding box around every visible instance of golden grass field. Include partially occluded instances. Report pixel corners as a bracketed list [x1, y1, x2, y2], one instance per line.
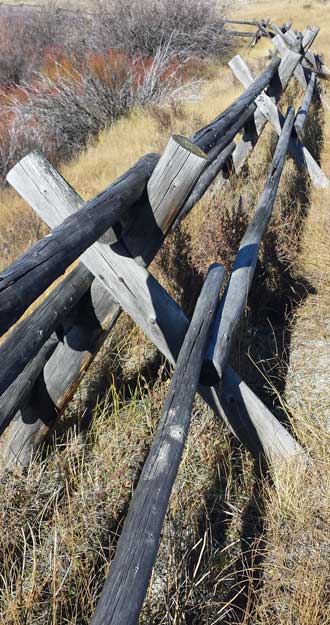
[1, 1, 330, 623]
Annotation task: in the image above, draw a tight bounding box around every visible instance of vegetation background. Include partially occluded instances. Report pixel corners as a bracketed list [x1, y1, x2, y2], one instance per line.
[0, 0, 330, 624]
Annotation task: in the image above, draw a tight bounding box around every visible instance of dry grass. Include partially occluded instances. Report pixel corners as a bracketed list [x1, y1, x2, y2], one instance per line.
[1, 1, 330, 623]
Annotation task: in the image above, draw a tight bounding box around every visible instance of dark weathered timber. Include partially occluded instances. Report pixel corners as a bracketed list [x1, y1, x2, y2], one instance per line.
[191, 56, 281, 152]
[90, 263, 225, 625]
[295, 72, 316, 137]
[172, 141, 236, 228]
[206, 102, 258, 161]
[204, 107, 295, 380]
[0, 152, 159, 337]
[0, 137, 207, 397]
[223, 19, 261, 26]
[0, 334, 58, 436]
[0, 280, 120, 442]
[0, 264, 93, 396]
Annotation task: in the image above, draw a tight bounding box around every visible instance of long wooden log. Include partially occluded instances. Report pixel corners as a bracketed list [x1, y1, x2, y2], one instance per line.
[191, 56, 281, 152]
[223, 19, 261, 26]
[7, 153, 303, 466]
[0, 138, 234, 453]
[0, 59, 282, 339]
[0, 153, 159, 337]
[295, 72, 316, 137]
[229, 55, 329, 188]
[90, 263, 225, 625]
[1, 137, 207, 398]
[224, 30, 257, 38]
[0, 265, 94, 396]
[0, 334, 58, 436]
[205, 108, 295, 379]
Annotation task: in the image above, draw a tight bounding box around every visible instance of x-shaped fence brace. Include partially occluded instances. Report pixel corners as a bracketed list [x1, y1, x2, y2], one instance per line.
[1, 24, 327, 471]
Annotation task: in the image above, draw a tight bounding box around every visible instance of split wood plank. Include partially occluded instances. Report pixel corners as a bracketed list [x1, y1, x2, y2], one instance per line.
[90, 263, 225, 625]
[7, 153, 302, 466]
[276, 32, 308, 89]
[229, 54, 329, 188]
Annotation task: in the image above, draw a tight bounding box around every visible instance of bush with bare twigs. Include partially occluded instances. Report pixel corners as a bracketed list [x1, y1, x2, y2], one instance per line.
[91, 0, 231, 58]
[0, 44, 195, 182]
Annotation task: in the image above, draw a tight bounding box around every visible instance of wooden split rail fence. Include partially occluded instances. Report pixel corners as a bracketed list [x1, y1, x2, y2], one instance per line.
[0, 19, 329, 625]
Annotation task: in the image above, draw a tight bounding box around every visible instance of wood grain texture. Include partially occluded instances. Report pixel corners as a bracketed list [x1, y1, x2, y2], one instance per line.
[11, 151, 303, 465]
[230, 54, 329, 188]
[205, 108, 295, 379]
[1, 137, 207, 398]
[2, 152, 159, 336]
[0, 264, 93, 396]
[124, 136, 208, 264]
[90, 263, 225, 625]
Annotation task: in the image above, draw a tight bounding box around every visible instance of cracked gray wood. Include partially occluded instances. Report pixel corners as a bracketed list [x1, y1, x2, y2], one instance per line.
[90, 263, 225, 625]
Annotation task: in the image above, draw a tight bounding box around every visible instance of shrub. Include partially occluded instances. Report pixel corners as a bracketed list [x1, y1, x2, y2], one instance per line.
[0, 4, 86, 85]
[1, 44, 187, 180]
[90, 0, 231, 58]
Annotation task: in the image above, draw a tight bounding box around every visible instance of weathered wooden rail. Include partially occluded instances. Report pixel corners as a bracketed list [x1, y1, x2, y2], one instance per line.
[0, 17, 328, 625]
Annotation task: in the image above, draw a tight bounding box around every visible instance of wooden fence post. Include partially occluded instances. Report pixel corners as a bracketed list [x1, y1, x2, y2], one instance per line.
[0, 153, 159, 337]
